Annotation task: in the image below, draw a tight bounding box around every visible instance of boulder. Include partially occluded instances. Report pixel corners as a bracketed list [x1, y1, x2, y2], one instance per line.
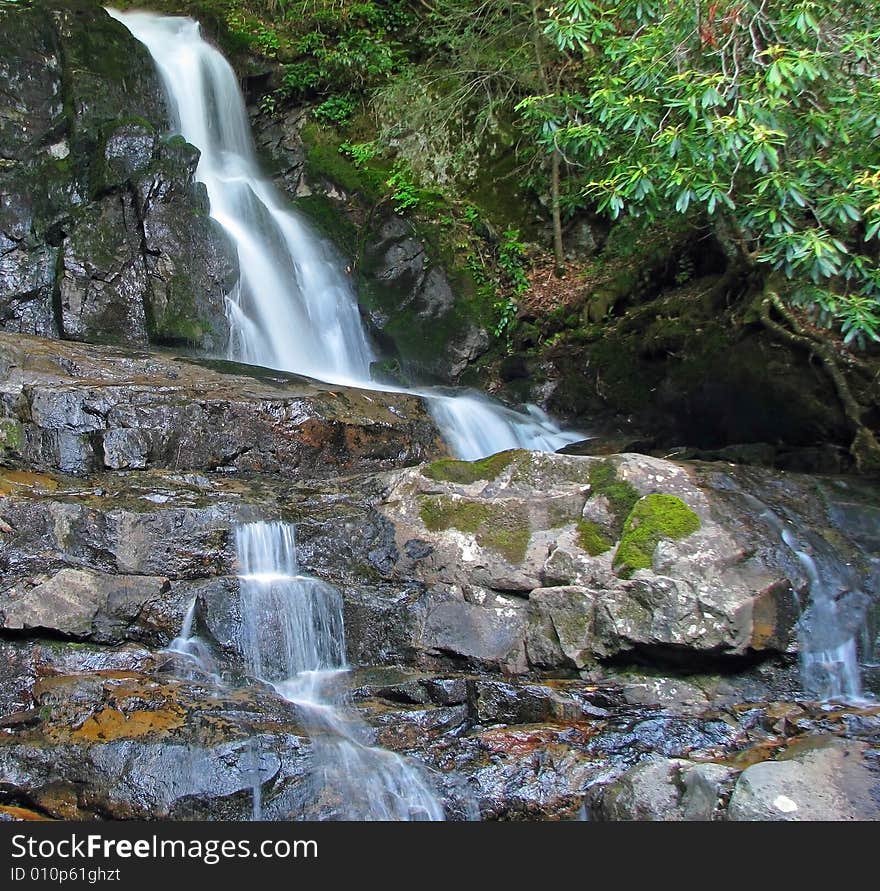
[728, 738, 880, 821]
[378, 450, 801, 670]
[596, 757, 738, 821]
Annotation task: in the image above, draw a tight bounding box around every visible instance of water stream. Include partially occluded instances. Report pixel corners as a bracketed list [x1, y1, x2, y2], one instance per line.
[107, 8, 582, 460]
[234, 522, 444, 820]
[739, 491, 871, 703]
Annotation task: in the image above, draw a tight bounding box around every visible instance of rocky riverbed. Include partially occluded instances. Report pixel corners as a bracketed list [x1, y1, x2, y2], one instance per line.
[1, 333, 878, 821]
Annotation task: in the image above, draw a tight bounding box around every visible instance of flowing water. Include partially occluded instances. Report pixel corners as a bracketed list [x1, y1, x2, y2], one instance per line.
[107, 9, 582, 459]
[739, 492, 870, 702]
[234, 522, 444, 820]
[167, 597, 216, 675]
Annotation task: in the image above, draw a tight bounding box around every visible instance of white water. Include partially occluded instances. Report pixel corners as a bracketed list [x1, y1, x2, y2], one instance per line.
[235, 522, 444, 821]
[780, 529, 865, 702]
[167, 597, 216, 674]
[108, 9, 582, 459]
[744, 494, 869, 703]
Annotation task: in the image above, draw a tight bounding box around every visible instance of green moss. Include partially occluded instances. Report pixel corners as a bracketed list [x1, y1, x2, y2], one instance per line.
[576, 519, 612, 556]
[419, 496, 531, 563]
[481, 520, 531, 564]
[613, 494, 700, 578]
[148, 272, 210, 345]
[422, 450, 519, 484]
[0, 417, 23, 454]
[588, 460, 640, 530]
[419, 496, 492, 533]
[301, 123, 385, 201]
[294, 193, 360, 256]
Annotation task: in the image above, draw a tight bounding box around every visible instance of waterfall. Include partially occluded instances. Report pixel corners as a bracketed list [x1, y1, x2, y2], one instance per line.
[741, 493, 870, 703]
[108, 9, 583, 459]
[167, 597, 216, 674]
[780, 528, 866, 702]
[235, 522, 444, 821]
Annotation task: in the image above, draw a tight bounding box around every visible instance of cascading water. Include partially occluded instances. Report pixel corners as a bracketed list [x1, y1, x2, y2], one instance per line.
[739, 492, 871, 703]
[425, 391, 582, 459]
[167, 597, 216, 675]
[234, 522, 444, 821]
[108, 9, 372, 384]
[108, 9, 582, 459]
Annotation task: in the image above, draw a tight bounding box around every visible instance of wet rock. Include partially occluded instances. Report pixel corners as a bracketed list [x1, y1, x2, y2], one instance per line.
[59, 190, 152, 344]
[464, 727, 597, 820]
[0, 333, 444, 476]
[0, 666, 313, 820]
[616, 674, 710, 715]
[471, 680, 572, 726]
[0, 568, 176, 644]
[586, 713, 738, 763]
[251, 106, 308, 199]
[727, 737, 880, 821]
[0, 2, 234, 350]
[596, 757, 738, 821]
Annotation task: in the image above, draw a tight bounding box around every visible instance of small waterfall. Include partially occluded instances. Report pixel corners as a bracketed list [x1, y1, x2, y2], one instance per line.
[108, 9, 583, 460]
[424, 391, 583, 460]
[236, 523, 346, 680]
[167, 598, 215, 674]
[743, 493, 869, 703]
[235, 522, 444, 821]
[780, 529, 865, 702]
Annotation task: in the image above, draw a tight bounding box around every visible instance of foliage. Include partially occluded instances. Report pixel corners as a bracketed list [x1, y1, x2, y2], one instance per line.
[385, 162, 422, 211]
[539, 0, 880, 344]
[492, 227, 530, 345]
[313, 94, 358, 125]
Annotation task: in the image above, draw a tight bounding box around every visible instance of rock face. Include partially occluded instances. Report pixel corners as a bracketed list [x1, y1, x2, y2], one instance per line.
[376, 450, 804, 672]
[358, 215, 489, 382]
[0, 332, 444, 476]
[1, 421, 879, 819]
[0, 1, 235, 350]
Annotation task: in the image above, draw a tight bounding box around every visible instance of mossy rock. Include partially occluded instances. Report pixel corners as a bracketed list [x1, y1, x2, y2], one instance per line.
[418, 495, 532, 563]
[576, 519, 612, 556]
[614, 493, 700, 579]
[588, 460, 640, 533]
[422, 450, 520, 484]
[420, 496, 491, 534]
[294, 193, 360, 257]
[300, 123, 385, 202]
[148, 271, 213, 345]
[91, 118, 159, 196]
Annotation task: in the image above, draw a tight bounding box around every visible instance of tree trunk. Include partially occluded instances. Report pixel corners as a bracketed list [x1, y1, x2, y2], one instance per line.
[550, 146, 564, 272]
[531, 0, 564, 271]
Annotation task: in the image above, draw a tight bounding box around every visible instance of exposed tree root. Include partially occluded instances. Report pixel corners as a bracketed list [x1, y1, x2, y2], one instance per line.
[759, 288, 880, 473]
